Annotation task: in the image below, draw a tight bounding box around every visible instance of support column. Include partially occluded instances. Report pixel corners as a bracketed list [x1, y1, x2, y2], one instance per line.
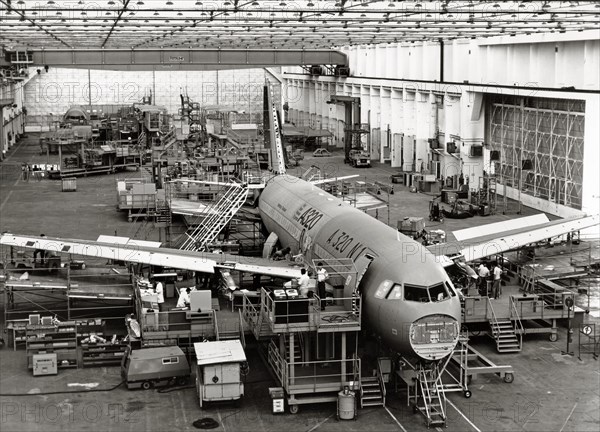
[370, 86, 380, 160]
[380, 88, 391, 163]
[390, 89, 403, 168]
[289, 332, 295, 384]
[341, 332, 347, 383]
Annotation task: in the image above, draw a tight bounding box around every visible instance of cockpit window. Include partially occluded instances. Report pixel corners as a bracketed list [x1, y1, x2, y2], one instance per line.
[386, 284, 402, 300]
[374, 280, 393, 299]
[430, 283, 450, 302]
[404, 284, 430, 302]
[445, 282, 457, 297]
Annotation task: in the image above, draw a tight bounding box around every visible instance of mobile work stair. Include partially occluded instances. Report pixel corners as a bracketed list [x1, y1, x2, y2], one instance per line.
[284, 333, 304, 363]
[488, 298, 522, 353]
[301, 166, 323, 182]
[137, 130, 146, 148]
[414, 363, 447, 428]
[215, 310, 246, 348]
[360, 358, 387, 408]
[180, 183, 249, 252]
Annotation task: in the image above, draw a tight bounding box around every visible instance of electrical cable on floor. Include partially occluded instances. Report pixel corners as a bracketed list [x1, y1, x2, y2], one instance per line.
[193, 418, 220, 429]
[0, 380, 124, 397]
[157, 384, 195, 393]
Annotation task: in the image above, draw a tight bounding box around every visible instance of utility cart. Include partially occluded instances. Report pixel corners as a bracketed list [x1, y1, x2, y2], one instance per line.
[194, 340, 247, 408]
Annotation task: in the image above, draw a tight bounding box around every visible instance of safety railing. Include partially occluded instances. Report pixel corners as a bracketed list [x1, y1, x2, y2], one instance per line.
[261, 288, 361, 332]
[139, 309, 215, 335]
[509, 292, 573, 320]
[268, 339, 287, 386]
[487, 296, 502, 338]
[376, 357, 387, 407]
[509, 299, 524, 349]
[238, 309, 246, 349]
[461, 296, 490, 322]
[281, 357, 361, 393]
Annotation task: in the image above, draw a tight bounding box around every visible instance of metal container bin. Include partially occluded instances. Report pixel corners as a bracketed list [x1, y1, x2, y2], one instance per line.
[62, 177, 77, 192]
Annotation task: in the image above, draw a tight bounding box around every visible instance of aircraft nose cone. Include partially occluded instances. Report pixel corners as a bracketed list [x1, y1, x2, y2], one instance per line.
[409, 314, 459, 361]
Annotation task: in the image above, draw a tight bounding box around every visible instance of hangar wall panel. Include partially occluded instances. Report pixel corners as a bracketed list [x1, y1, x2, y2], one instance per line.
[22, 68, 268, 130]
[334, 32, 600, 90]
[284, 75, 599, 217]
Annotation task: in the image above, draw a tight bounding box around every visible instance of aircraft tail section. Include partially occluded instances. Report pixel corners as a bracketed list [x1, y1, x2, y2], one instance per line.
[264, 83, 286, 175]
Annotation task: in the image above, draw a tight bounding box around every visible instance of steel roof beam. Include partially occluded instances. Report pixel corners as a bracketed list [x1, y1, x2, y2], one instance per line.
[4, 48, 348, 69]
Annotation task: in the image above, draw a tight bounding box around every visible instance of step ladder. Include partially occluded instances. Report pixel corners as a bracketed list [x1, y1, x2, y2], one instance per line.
[284, 333, 303, 363]
[252, 309, 275, 340]
[216, 326, 242, 342]
[414, 364, 447, 428]
[360, 376, 385, 408]
[180, 184, 249, 252]
[155, 200, 171, 225]
[161, 128, 177, 153]
[137, 130, 146, 148]
[302, 165, 323, 182]
[131, 217, 152, 240]
[490, 319, 522, 353]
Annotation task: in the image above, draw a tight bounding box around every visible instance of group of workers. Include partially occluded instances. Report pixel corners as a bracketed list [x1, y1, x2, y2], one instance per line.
[21, 163, 49, 182]
[150, 278, 193, 311]
[291, 263, 329, 311]
[476, 261, 503, 299]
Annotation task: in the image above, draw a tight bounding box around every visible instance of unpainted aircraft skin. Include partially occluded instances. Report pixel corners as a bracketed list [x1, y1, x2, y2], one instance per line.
[259, 175, 461, 361]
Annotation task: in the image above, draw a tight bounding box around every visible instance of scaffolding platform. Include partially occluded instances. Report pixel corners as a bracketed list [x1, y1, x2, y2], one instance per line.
[448, 340, 514, 385]
[241, 257, 375, 414]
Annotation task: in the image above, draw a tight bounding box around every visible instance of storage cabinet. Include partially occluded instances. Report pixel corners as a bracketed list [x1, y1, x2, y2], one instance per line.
[80, 343, 128, 367]
[26, 323, 78, 370]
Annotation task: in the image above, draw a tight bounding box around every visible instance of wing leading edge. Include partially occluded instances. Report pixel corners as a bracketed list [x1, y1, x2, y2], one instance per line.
[0, 233, 302, 279]
[428, 214, 599, 266]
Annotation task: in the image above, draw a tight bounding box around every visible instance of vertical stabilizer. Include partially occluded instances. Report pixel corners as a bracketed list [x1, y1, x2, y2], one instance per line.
[264, 83, 286, 175]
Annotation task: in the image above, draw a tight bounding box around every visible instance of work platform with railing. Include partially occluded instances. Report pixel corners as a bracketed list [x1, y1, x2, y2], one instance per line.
[462, 286, 586, 352]
[238, 258, 386, 414]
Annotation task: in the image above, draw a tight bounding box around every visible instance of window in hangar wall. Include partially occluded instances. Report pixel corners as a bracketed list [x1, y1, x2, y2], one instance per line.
[485, 95, 585, 210]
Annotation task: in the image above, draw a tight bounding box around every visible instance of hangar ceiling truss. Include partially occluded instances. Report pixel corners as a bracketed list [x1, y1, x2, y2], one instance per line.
[1, 1, 599, 50]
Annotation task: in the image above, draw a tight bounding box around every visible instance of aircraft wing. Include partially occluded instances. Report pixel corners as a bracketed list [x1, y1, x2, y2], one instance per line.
[427, 214, 599, 267]
[0, 233, 302, 279]
[311, 175, 359, 185]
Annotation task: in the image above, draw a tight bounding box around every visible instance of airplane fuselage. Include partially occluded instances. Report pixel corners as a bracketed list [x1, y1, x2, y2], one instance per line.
[259, 175, 461, 361]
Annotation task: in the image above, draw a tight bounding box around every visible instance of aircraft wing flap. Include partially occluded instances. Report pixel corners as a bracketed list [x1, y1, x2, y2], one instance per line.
[217, 261, 302, 278]
[429, 214, 599, 266]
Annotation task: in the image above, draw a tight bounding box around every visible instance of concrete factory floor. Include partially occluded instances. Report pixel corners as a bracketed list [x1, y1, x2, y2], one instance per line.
[1, 134, 599, 432]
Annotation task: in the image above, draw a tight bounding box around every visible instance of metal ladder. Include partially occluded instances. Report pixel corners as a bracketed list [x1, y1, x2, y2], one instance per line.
[137, 130, 146, 147]
[488, 297, 522, 353]
[180, 183, 249, 251]
[414, 363, 447, 428]
[301, 165, 323, 182]
[161, 128, 177, 154]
